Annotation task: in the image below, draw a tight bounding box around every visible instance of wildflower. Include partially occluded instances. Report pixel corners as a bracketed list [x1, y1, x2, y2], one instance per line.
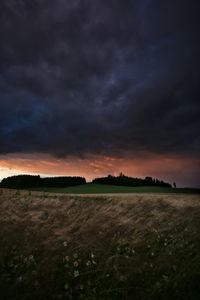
[91, 252, 95, 258]
[119, 275, 126, 282]
[74, 270, 79, 278]
[65, 256, 69, 262]
[163, 275, 169, 282]
[29, 255, 34, 262]
[92, 260, 97, 265]
[86, 261, 92, 267]
[64, 283, 69, 290]
[132, 249, 135, 255]
[151, 252, 155, 256]
[156, 281, 161, 288]
[17, 276, 23, 283]
[63, 241, 68, 247]
[74, 261, 79, 267]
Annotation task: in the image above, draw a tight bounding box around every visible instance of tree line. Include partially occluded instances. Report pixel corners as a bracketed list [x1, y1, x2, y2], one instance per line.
[92, 174, 172, 187]
[0, 173, 172, 189]
[0, 175, 86, 189]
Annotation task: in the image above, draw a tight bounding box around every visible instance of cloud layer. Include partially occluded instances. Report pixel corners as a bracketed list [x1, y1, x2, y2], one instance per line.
[0, 0, 200, 160]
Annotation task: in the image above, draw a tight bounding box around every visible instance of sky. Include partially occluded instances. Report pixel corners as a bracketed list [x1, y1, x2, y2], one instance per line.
[0, 0, 200, 187]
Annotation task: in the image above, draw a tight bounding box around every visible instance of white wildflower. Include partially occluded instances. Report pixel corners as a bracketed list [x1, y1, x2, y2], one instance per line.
[65, 256, 69, 262]
[74, 261, 79, 267]
[119, 275, 126, 282]
[17, 276, 23, 283]
[74, 270, 79, 278]
[163, 275, 169, 282]
[29, 255, 34, 262]
[64, 283, 69, 290]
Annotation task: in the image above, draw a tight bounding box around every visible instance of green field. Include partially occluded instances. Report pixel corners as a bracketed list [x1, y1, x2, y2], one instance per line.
[29, 183, 200, 194]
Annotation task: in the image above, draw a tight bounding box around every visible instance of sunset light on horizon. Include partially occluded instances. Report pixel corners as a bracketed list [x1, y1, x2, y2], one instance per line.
[0, 152, 199, 187]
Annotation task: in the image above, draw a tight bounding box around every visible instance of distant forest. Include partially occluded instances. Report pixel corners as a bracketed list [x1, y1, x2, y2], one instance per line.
[0, 174, 172, 189]
[92, 174, 172, 188]
[0, 175, 86, 189]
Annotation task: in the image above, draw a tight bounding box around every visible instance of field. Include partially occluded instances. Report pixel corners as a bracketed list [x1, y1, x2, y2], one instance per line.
[0, 188, 200, 300]
[29, 183, 200, 194]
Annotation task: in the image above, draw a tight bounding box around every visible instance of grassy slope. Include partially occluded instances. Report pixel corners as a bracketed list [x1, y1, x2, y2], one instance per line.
[29, 183, 200, 194]
[0, 189, 200, 300]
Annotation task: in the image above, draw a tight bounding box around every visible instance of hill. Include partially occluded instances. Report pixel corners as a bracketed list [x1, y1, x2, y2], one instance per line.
[28, 183, 200, 194]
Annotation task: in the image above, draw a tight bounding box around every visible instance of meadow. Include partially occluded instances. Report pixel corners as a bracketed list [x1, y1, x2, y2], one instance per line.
[29, 183, 200, 194]
[0, 188, 200, 300]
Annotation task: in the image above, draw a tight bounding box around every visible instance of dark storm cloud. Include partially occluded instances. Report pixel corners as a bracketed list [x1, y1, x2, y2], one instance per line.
[0, 0, 200, 157]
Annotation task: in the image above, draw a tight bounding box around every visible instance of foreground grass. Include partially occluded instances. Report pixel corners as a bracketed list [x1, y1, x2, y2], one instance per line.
[29, 183, 200, 194]
[0, 189, 200, 300]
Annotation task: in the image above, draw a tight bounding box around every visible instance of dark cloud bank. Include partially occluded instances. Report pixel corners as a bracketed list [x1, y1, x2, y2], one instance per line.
[0, 0, 200, 159]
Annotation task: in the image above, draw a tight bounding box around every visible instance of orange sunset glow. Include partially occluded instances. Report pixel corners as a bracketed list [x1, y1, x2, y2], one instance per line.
[0, 153, 199, 187]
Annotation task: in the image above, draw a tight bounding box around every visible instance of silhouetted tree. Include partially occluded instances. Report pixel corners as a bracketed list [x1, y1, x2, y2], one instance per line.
[92, 174, 172, 188]
[0, 175, 86, 189]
